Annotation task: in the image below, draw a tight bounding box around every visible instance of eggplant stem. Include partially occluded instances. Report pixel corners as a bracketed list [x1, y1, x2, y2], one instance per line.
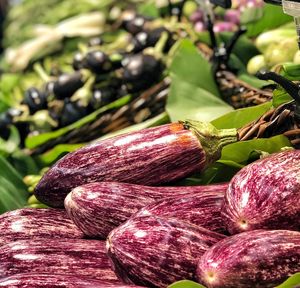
[225, 26, 247, 61]
[256, 71, 300, 103]
[206, 14, 218, 51]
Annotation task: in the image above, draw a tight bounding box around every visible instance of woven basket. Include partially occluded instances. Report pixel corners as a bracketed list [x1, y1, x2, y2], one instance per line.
[238, 100, 300, 148]
[197, 42, 274, 109]
[30, 78, 170, 155]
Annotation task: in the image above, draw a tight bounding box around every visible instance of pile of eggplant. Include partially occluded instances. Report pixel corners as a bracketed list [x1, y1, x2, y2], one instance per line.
[0, 120, 298, 287]
[0, 5, 176, 149]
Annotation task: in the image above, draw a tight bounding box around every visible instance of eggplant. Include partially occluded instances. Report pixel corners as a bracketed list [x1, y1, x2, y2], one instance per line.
[0, 208, 84, 246]
[23, 87, 47, 114]
[0, 274, 144, 288]
[122, 54, 163, 92]
[134, 190, 226, 234]
[72, 52, 87, 70]
[59, 99, 88, 127]
[196, 229, 300, 288]
[64, 181, 228, 238]
[90, 87, 117, 110]
[34, 121, 237, 207]
[123, 15, 147, 35]
[106, 215, 226, 287]
[85, 50, 113, 74]
[53, 72, 84, 99]
[132, 27, 173, 53]
[0, 238, 118, 281]
[222, 149, 300, 234]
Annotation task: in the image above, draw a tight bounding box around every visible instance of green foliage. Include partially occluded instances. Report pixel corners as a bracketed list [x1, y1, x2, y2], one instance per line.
[0, 155, 29, 214]
[166, 39, 232, 122]
[211, 102, 272, 129]
[276, 273, 300, 288]
[25, 95, 131, 149]
[168, 280, 206, 288]
[245, 4, 293, 37]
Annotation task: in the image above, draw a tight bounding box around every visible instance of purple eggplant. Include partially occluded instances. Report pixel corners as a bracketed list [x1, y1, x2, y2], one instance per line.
[0, 208, 84, 246]
[222, 150, 300, 234]
[196, 229, 300, 288]
[0, 238, 118, 281]
[64, 181, 228, 238]
[0, 274, 144, 288]
[34, 121, 237, 207]
[134, 190, 226, 234]
[106, 215, 226, 287]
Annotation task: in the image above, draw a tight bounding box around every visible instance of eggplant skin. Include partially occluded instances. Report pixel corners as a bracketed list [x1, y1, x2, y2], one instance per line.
[0, 208, 84, 247]
[222, 150, 300, 234]
[196, 229, 300, 288]
[64, 181, 228, 238]
[0, 239, 118, 282]
[0, 273, 144, 288]
[134, 190, 226, 234]
[35, 123, 206, 207]
[106, 215, 226, 288]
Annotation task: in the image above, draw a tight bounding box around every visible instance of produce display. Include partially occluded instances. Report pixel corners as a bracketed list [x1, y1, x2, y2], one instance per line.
[0, 0, 300, 287]
[64, 181, 228, 238]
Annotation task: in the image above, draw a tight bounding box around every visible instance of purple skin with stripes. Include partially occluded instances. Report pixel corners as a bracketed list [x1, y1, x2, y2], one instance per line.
[35, 123, 206, 208]
[196, 229, 300, 288]
[134, 190, 226, 234]
[222, 150, 300, 234]
[64, 181, 228, 238]
[0, 238, 119, 281]
[0, 208, 84, 246]
[0, 274, 144, 288]
[35, 121, 237, 208]
[106, 215, 226, 288]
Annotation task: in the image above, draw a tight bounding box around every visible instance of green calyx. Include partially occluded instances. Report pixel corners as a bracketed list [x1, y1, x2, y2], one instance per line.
[181, 119, 238, 165]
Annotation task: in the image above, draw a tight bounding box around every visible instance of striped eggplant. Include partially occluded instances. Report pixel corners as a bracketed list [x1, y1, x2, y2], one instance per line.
[0, 274, 144, 288]
[222, 150, 300, 234]
[134, 191, 226, 234]
[106, 215, 226, 287]
[0, 238, 118, 281]
[196, 229, 300, 288]
[34, 121, 237, 207]
[64, 181, 228, 238]
[0, 208, 84, 246]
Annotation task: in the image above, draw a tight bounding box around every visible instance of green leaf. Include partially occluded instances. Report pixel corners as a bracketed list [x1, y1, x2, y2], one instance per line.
[38, 143, 85, 166]
[99, 112, 170, 141]
[167, 39, 232, 122]
[220, 34, 260, 66]
[211, 102, 272, 129]
[38, 112, 170, 165]
[0, 155, 28, 214]
[240, 6, 264, 24]
[276, 273, 300, 288]
[0, 126, 20, 156]
[167, 75, 233, 122]
[279, 63, 300, 81]
[245, 5, 293, 37]
[238, 73, 270, 89]
[138, 2, 160, 18]
[198, 32, 259, 66]
[186, 135, 292, 185]
[168, 280, 206, 288]
[272, 87, 293, 108]
[8, 150, 40, 176]
[220, 135, 292, 164]
[169, 39, 219, 97]
[25, 95, 131, 149]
